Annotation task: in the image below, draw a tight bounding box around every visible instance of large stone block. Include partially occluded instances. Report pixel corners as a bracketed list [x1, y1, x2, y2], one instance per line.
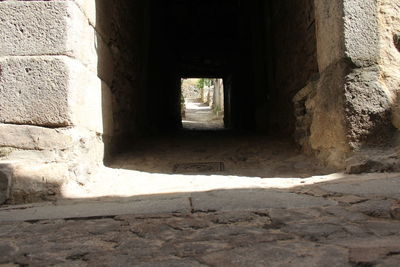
[315, 0, 379, 70]
[343, 0, 379, 67]
[4, 162, 70, 204]
[0, 56, 113, 134]
[0, 0, 114, 85]
[0, 124, 75, 151]
[314, 0, 345, 72]
[0, 56, 71, 126]
[0, 1, 72, 57]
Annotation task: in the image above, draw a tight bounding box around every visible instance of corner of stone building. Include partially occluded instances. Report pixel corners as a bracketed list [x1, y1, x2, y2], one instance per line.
[293, 60, 352, 169]
[0, 126, 106, 204]
[342, 0, 400, 174]
[294, 0, 400, 171]
[0, 0, 114, 204]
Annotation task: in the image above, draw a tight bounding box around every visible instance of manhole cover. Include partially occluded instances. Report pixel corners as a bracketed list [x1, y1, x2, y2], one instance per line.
[173, 162, 225, 174]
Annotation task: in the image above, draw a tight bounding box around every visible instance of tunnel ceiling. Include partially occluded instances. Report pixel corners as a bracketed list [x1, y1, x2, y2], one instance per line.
[152, 0, 242, 76]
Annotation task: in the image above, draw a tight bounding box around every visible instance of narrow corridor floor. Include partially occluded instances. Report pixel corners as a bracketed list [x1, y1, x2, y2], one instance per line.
[57, 130, 342, 199]
[110, 131, 336, 178]
[182, 100, 224, 130]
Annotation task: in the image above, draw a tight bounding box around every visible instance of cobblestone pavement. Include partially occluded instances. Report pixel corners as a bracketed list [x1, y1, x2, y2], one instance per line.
[2, 175, 400, 267]
[1, 206, 400, 266]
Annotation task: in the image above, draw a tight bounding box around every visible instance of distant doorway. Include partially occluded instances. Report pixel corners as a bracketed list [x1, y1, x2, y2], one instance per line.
[181, 78, 225, 130]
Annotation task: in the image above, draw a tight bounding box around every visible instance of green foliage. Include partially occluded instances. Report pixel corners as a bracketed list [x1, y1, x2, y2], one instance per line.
[196, 78, 212, 89]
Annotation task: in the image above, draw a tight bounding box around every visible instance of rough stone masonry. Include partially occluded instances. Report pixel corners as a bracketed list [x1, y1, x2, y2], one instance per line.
[0, 0, 399, 204]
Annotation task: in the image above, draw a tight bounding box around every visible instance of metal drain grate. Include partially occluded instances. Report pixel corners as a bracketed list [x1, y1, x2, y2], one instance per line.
[173, 162, 225, 174]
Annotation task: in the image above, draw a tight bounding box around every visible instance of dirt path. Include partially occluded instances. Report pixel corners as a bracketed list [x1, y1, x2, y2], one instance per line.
[57, 129, 339, 199]
[109, 131, 335, 179]
[182, 100, 224, 130]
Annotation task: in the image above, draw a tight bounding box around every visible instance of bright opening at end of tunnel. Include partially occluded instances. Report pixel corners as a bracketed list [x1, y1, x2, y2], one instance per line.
[181, 78, 225, 130]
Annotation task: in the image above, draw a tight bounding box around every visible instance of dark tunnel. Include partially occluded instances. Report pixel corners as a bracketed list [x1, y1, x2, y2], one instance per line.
[107, 0, 318, 154]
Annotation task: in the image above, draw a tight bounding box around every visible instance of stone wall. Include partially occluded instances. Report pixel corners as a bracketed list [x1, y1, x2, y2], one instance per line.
[270, 0, 319, 135]
[0, 0, 157, 203]
[379, 0, 400, 132]
[109, 0, 150, 148]
[0, 0, 115, 203]
[293, 0, 400, 170]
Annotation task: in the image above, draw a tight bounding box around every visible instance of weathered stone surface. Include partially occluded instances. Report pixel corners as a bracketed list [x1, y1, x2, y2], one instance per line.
[378, 0, 400, 68]
[0, 124, 73, 151]
[364, 220, 400, 236]
[0, 194, 191, 221]
[68, 58, 114, 135]
[303, 0, 397, 166]
[315, 0, 379, 71]
[378, 0, 400, 133]
[293, 80, 318, 154]
[0, 169, 10, 204]
[282, 222, 347, 241]
[72, 0, 114, 42]
[318, 177, 400, 199]
[314, 0, 345, 72]
[268, 207, 324, 224]
[191, 189, 336, 212]
[0, 1, 71, 57]
[1, 174, 400, 266]
[349, 246, 397, 265]
[349, 199, 396, 219]
[0, 1, 113, 85]
[309, 61, 350, 167]
[376, 255, 400, 267]
[0, 56, 113, 134]
[344, 66, 394, 146]
[0, 56, 70, 127]
[67, 10, 114, 86]
[7, 162, 70, 204]
[324, 206, 370, 222]
[200, 242, 349, 267]
[390, 201, 400, 220]
[343, 0, 379, 67]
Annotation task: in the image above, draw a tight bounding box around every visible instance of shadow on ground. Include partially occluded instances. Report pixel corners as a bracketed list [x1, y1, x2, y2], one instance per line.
[107, 130, 337, 178]
[1, 172, 400, 266]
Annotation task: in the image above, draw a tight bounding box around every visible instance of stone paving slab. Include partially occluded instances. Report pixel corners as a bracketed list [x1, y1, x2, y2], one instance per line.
[0, 195, 191, 222]
[1, 204, 400, 266]
[1, 174, 399, 222]
[1, 175, 400, 266]
[190, 188, 336, 212]
[0, 188, 337, 222]
[317, 176, 400, 198]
